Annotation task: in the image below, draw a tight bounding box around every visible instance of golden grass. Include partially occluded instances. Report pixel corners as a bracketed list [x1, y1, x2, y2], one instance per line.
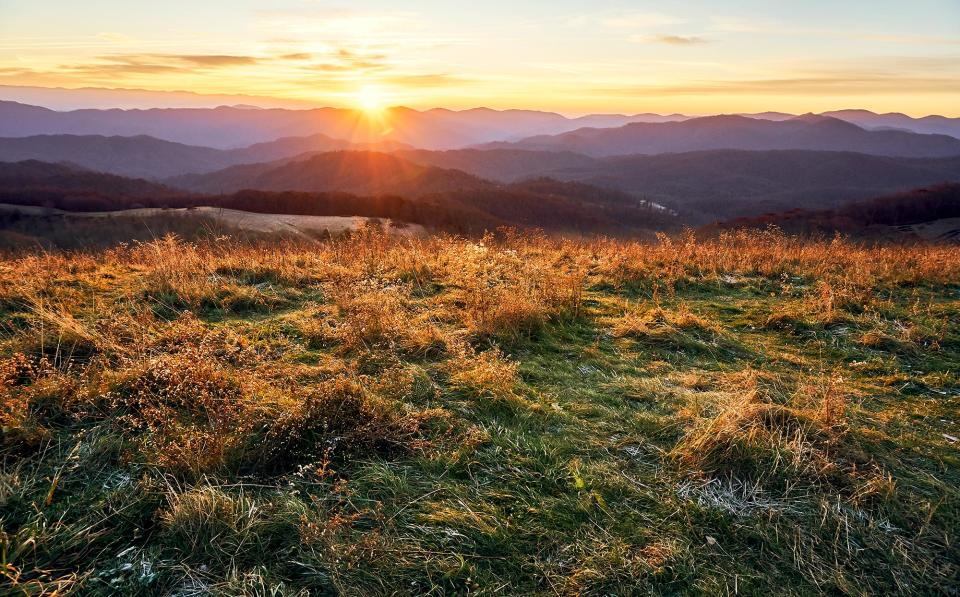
[0, 228, 957, 594]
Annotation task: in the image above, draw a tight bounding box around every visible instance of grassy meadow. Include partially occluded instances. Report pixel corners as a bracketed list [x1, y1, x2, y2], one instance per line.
[1, 228, 958, 595]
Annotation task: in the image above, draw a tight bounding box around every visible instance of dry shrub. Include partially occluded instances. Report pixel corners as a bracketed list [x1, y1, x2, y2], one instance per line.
[806, 280, 870, 324]
[146, 312, 256, 366]
[132, 235, 212, 307]
[448, 240, 586, 341]
[330, 285, 407, 351]
[254, 375, 426, 474]
[328, 284, 448, 358]
[103, 349, 258, 478]
[212, 245, 323, 287]
[674, 394, 831, 482]
[611, 304, 712, 337]
[464, 286, 549, 340]
[368, 364, 440, 404]
[11, 300, 118, 366]
[558, 534, 680, 595]
[131, 235, 284, 313]
[1, 354, 52, 450]
[859, 318, 945, 355]
[593, 228, 960, 292]
[0, 354, 84, 453]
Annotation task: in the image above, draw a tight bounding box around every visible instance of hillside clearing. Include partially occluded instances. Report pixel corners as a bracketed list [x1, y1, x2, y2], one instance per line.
[1, 231, 958, 595]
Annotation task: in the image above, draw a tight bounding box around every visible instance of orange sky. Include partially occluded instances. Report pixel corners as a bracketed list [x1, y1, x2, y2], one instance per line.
[1, 1, 958, 115]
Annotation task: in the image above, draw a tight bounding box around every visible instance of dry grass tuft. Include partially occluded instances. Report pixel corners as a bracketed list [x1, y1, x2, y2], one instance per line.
[103, 349, 257, 478]
[671, 371, 892, 502]
[445, 344, 524, 406]
[254, 375, 428, 474]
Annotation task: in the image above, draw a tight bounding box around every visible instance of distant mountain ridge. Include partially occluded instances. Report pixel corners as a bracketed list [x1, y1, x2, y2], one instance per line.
[2, 99, 958, 151]
[3, 111, 959, 183]
[478, 115, 960, 158]
[0, 133, 413, 179]
[0, 100, 688, 150]
[0, 160, 180, 203]
[167, 151, 495, 196]
[821, 110, 960, 139]
[539, 150, 960, 222]
[0, 158, 676, 236]
[163, 148, 960, 225]
[705, 183, 960, 242]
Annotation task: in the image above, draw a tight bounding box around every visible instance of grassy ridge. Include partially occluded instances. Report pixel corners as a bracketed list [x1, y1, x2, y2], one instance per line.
[1, 229, 958, 595]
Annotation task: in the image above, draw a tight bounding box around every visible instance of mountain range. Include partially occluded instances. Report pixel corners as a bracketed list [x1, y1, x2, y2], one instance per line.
[1, 97, 960, 234]
[167, 149, 960, 224]
[2, 100, 959, 151]
[704, 183, 960, 242]
[167, 152, 492, 197]
[3, 111, 960, 185]
[0, 159, 674, 236]
[0, 160, 178, 200]
[478, 114, 960, 158]
[0, 133, 412, 179]
[821, 110, 960, 138]
[0, 101, 688, 149]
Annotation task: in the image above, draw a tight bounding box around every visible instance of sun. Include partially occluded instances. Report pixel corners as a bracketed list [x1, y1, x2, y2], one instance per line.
[355, 85, 386, 114]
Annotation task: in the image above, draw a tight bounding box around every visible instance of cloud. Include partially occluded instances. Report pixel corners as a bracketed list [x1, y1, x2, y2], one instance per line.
[303, 61, 385, 73]
[176, 55, 259, 67]
[60, 58, 184, 76]
[96, 32, 134, 43]
[383, 73, 469, 87]
[639, 35, 709, 45]
[55, 53, 261, 77]
[300, 48, 390, 73]
[278, 53, 312, 61]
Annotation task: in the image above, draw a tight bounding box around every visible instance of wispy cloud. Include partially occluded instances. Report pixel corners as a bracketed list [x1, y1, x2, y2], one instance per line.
[636, 35, 709, 46]
[383, 73, 469, 87]
[300, 48, 390, 73]
[96, 32, 134, 43]
[60, 56, 185, 76]
[174, 55, 259, 67]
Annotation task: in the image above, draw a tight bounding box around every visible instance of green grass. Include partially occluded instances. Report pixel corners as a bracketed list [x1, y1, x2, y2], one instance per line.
[1, 232, 958, 595]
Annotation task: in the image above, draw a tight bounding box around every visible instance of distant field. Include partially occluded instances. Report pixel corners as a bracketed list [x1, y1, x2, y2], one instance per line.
[902, 217, 960, 242]
[0, 204, 422, 250]
[1, 231, 958, 594]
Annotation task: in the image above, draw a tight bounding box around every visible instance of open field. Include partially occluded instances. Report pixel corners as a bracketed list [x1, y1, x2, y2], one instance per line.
[0, 204, 422, 250]
[1, 230, 959, 595]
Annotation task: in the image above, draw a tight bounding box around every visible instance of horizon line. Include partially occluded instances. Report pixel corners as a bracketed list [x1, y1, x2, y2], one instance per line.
[1, 85, 957, 120]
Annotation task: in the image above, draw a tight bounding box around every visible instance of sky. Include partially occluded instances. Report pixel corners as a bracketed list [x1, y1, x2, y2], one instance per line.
[0, 0, 958, 115]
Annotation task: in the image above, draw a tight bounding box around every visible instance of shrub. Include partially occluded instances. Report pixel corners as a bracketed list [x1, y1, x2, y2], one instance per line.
[252, 375, 422, 474]
[103, 350, 255, 478]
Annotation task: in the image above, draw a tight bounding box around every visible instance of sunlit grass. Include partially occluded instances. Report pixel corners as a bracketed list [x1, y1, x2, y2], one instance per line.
[1, 229, 958, 593]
